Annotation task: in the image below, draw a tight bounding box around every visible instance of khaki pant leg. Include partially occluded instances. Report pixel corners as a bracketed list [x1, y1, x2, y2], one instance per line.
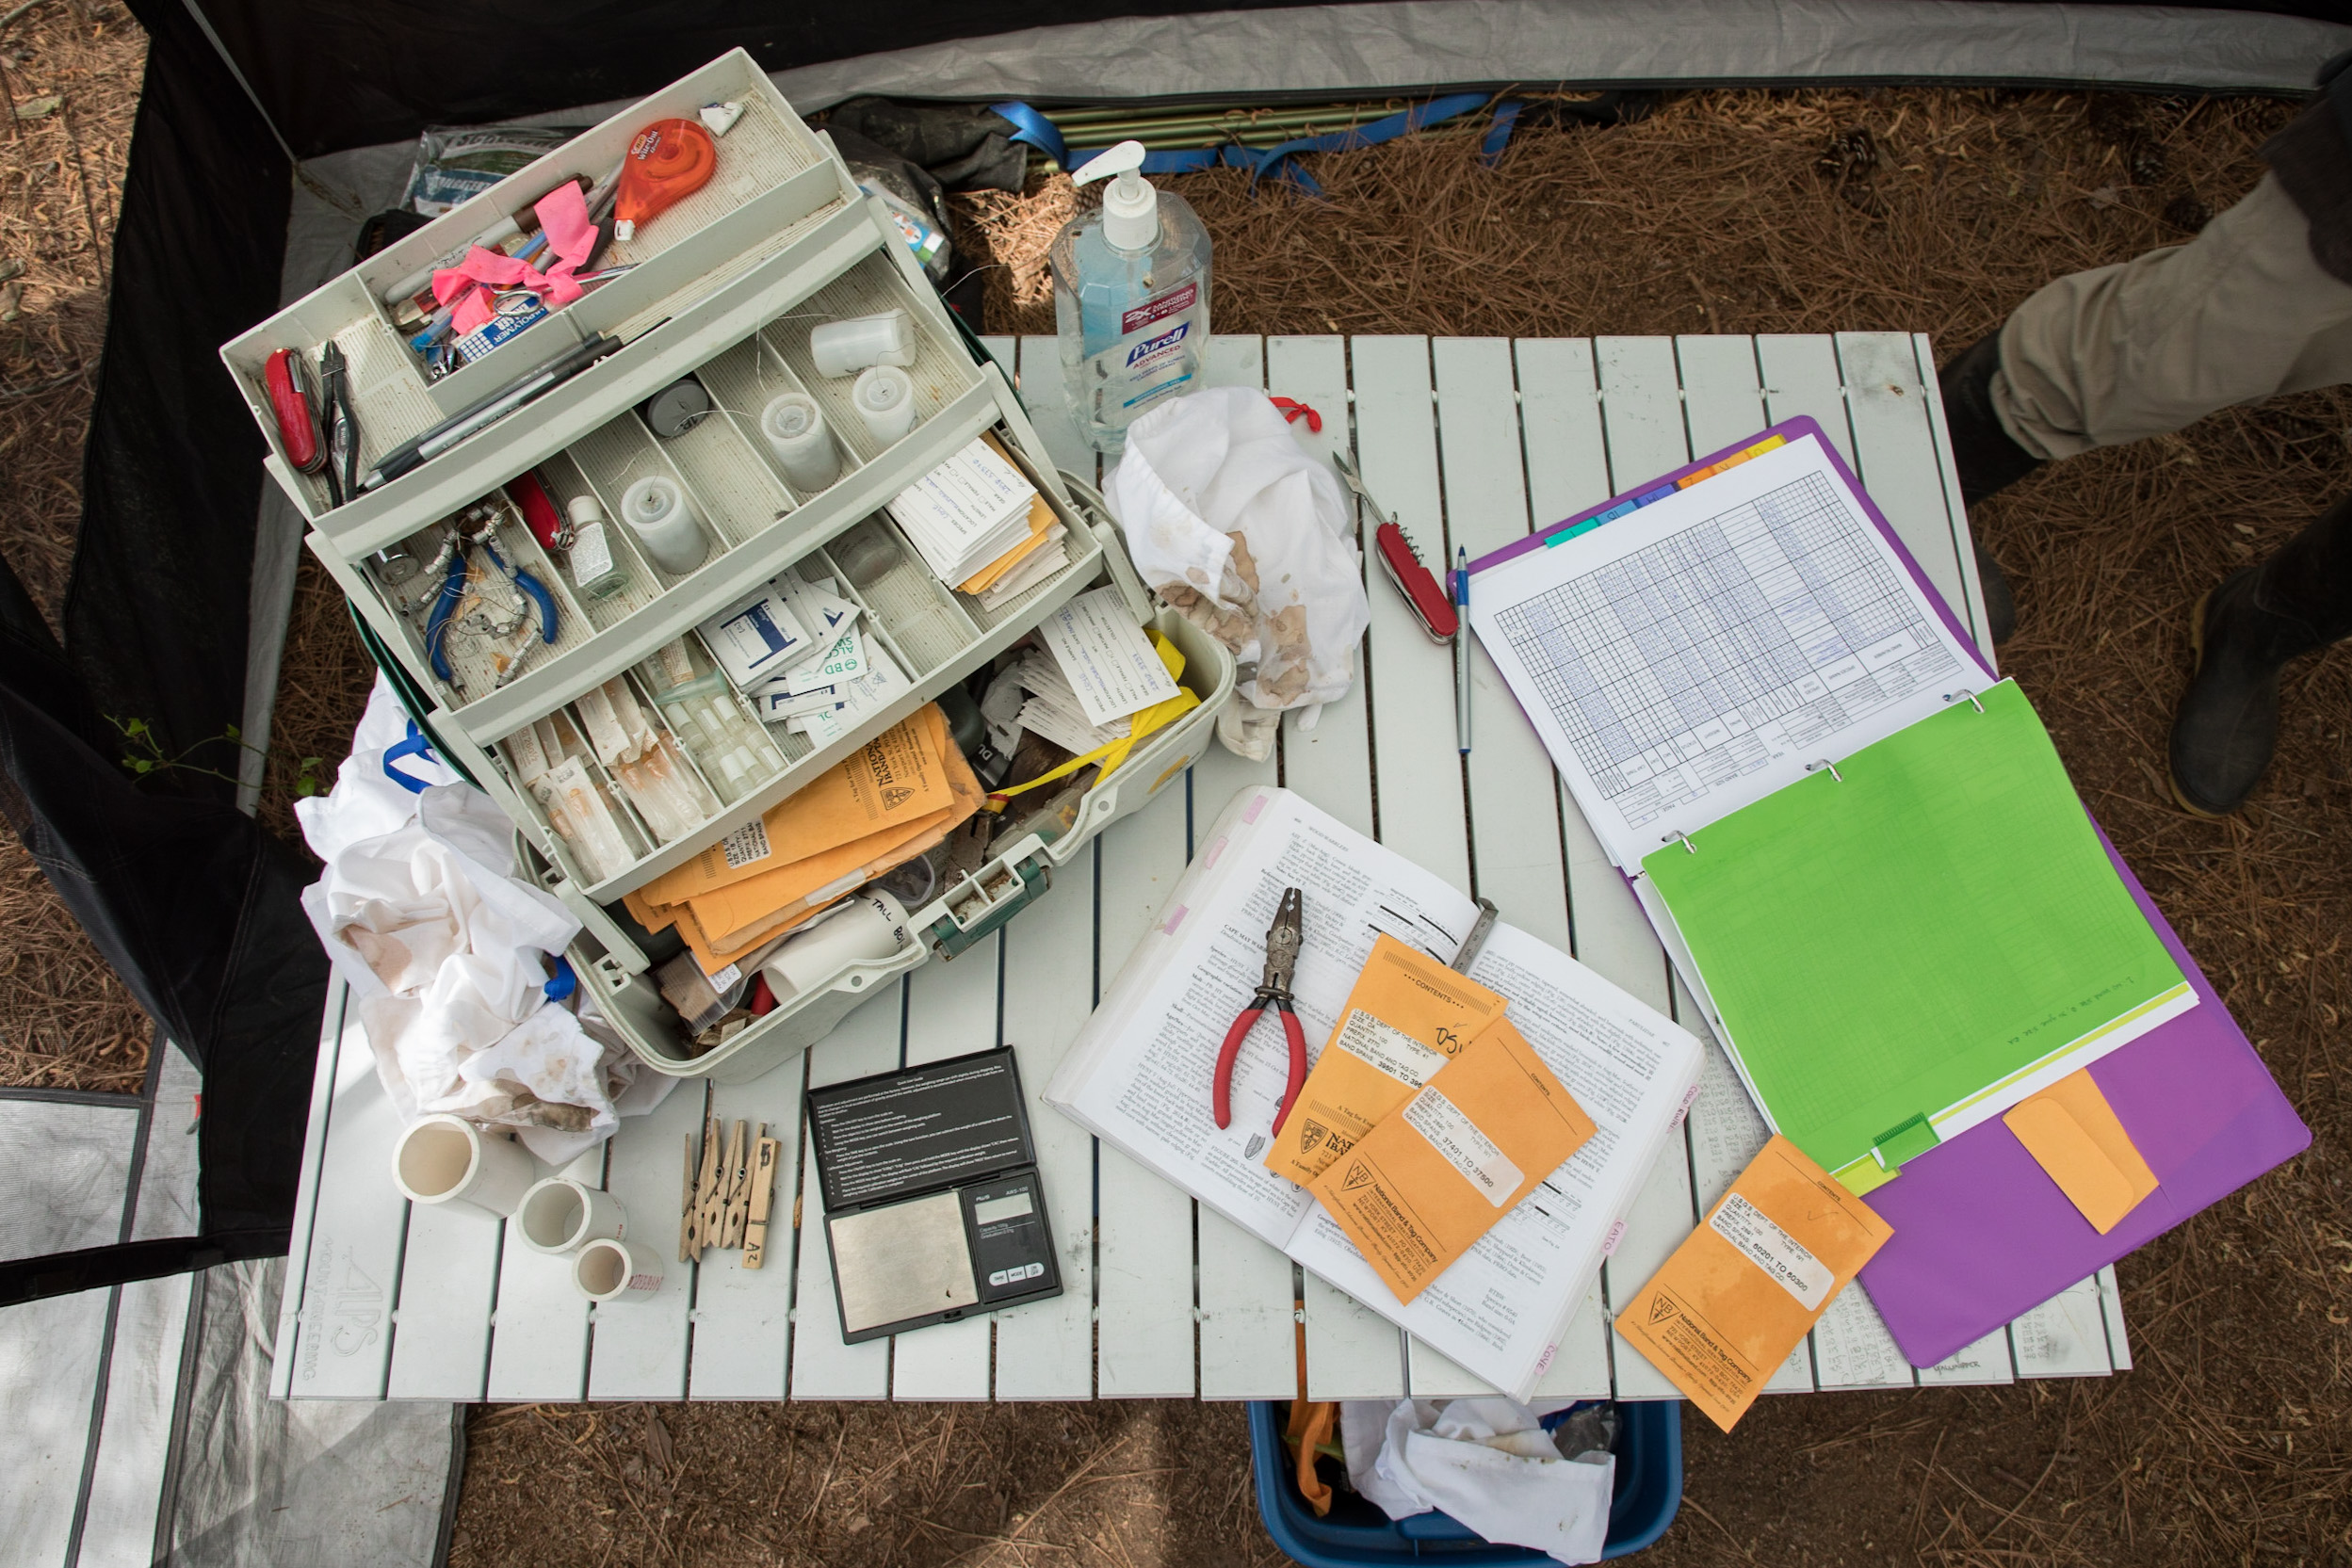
[1992, 173, 2352, 460]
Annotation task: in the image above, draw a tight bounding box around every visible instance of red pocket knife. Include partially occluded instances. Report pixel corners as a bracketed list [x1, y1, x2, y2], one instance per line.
[1331, 451, 1458, 642]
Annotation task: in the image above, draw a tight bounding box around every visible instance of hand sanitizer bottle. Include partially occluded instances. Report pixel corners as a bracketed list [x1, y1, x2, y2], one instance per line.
[1048, 141, 1211, 453]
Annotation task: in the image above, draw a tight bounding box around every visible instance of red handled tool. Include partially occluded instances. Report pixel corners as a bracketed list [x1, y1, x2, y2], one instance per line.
[264, 348, 325, 475]
[1331, 451, 1458, 642]
[1212, 885, 1309, 1135]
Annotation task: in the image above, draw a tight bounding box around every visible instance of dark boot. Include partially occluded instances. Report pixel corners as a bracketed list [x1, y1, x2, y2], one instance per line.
[1940, 333, 2037, 643]
[1939, 332, 2046, 507]
[2168, 499, 2352, 816]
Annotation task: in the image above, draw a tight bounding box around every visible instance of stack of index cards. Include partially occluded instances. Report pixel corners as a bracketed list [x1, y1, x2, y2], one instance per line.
[886, 437, 1039, 586]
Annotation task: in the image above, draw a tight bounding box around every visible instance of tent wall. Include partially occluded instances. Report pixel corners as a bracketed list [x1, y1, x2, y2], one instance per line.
[183, 0, 2350, 163]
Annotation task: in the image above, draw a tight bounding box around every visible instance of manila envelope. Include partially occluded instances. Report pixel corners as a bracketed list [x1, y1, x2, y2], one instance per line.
[1264, 933, 1508, 1187]
[1616, 1135, 1894, 1432]
[2002, 1067, 2159, 1235]
[1307, 1018, 1595, 1302]
[626, 705, 980, 969]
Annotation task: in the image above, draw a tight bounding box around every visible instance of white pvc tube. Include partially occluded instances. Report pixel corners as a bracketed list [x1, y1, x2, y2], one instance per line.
[852, 364, 917, 445]
[574, 1237, 665, 1301]
[620, 475, 709, 574]
[391, 1115, 539, 1218]
[809, 310, 916, 378]
[760, 392, 842, 492]
[517, 1176, 629, 1253]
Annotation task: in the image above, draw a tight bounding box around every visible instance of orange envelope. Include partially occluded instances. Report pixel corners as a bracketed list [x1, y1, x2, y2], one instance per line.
[1616, 1135, 1894, 1432]
[1264, 933, 1508, 1187]
[625, 705, 980, 969]
[1307, 1018, 1595, 1302]
[2003, 1068, 2159, 1234]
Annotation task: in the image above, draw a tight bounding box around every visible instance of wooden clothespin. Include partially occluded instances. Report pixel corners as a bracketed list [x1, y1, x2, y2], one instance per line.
[742, 1131, 780, 1269]
[721, 1120, 752, 1249]
[693, 1115, 725, 1263]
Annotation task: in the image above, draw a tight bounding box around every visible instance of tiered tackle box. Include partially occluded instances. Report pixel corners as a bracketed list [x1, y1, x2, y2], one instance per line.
[222, 50, 1233, 1081]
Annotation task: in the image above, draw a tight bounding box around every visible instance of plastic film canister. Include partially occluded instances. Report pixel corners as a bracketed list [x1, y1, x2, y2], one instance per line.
[620, 475, 709, 574]
[760, 392, 842, 493]
[809, 310, 916, 378]
[852, 364, 916, 445]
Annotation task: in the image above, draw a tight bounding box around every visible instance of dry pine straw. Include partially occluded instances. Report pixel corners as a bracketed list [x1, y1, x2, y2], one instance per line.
[0, 58, 2337, 1561]
[0, 0, 147, 1092]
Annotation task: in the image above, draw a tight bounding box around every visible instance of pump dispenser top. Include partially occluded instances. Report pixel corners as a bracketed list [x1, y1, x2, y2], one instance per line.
[1072, 140, 1160, 251]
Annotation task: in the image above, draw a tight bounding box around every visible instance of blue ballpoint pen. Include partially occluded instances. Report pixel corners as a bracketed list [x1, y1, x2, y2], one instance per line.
[1453, 547, 1472, 755]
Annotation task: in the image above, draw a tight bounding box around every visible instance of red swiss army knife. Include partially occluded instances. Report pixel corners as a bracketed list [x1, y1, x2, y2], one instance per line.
[1331, 451, 1458, 642]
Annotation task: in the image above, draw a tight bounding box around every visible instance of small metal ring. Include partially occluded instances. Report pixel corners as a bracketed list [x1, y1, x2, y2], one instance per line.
[1809, 759, 1842, 782]
[1945, 688, 1986, 713]
[1665, 830, 1696, 854]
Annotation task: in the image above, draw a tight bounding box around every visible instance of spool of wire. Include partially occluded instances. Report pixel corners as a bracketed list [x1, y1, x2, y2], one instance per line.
[852, 365, 916, 445]
[760, 392, 842, 492]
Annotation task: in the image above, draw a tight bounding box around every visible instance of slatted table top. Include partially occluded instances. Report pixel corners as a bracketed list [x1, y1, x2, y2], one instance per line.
[275, 332, 2131, 1406]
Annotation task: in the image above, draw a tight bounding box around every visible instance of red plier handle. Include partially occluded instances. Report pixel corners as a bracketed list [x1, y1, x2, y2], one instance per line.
[1213, 992, 1308, 1134]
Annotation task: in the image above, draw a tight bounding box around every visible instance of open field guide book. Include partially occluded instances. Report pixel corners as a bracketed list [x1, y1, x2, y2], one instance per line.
[1045, 784, 1701, 1400]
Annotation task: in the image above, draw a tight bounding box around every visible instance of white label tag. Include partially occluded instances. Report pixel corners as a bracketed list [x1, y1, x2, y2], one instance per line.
[570, 520, 615, 584]
[703, 962, 741, 990]
[1710, 1192, 1835, 1310]
[1335, 1010, 1449, 1087]
[1403, 1088, 1521, 1207]
[718, 819, 771, 870]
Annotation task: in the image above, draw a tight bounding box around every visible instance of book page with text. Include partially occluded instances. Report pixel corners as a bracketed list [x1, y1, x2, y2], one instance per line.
[1047, 786, 1481, 1248]
[1286, 920, 1705, 1397]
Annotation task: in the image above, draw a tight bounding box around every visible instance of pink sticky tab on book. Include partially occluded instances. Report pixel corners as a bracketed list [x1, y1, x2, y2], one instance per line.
[1601, 1219, 1627, 1258]
[1241, 792, 1268, 824]
[1202, 836, 1227, 870]
[1160, 904, 1189, 936]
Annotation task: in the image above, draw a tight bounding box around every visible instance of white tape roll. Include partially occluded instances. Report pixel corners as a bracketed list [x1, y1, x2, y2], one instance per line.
[760, 392, 842, 492]
[852, 364, 916, 445]
[620, 475, 709, 574]
[809, 309, 916, 378]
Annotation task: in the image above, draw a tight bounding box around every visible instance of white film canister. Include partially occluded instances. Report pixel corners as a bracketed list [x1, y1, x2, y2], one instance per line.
[809, 309, 916, 379]
[620, 475, 709, 574]
[759, 891, 912, 1002]
[760, 392, 842, 493]
[852, 365, 916, 445]
[516, 1176, 628, 1254]
[391, 1114, 539, 1218]
[574, 1236, 665, 1302]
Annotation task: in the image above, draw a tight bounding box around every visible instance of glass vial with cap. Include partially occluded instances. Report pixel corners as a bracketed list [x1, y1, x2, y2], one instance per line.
[760, 392, 842, 493]
[852, 365, 916, 445]
[562, 495, 631, 600]
[620, 476, 709, 574]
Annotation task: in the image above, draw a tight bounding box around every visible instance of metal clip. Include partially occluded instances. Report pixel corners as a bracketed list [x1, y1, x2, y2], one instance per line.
[1810, 759, 1842, 782]
[1665, 830, 1696, 854]
[1945, 688, 1986, 713]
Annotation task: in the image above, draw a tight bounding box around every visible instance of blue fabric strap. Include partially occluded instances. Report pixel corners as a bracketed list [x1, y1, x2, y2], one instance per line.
[381, 721, 439, 794]
[1482, 100, 1525, 166]
[992, 94, 1498, 191]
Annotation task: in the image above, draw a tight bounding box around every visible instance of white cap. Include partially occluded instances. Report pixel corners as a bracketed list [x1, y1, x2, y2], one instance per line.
[1072, 140, 1158, 251]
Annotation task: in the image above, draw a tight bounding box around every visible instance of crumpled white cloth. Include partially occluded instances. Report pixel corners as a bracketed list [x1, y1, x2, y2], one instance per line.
[1105, 386, 1368, 759]
[296, 676, 671, 1164]
[1339, 1397, 1615, 1566]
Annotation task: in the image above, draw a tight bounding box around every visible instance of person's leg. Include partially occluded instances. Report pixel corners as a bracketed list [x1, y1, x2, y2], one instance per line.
[2170, 496, 2352, 816]
[1939, 174, 2352, 641]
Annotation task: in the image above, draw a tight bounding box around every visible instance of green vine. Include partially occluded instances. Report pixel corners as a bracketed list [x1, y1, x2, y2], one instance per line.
[109, 715, 326, 798]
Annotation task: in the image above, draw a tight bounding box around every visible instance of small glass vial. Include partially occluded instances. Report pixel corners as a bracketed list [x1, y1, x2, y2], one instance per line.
[563, 495, 631, 600]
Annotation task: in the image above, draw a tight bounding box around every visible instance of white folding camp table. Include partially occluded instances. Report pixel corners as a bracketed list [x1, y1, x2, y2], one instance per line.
[274, 331, 2131, 1404]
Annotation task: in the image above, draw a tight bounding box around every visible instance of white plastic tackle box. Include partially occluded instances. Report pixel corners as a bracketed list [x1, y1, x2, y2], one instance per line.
[221, 51, 1234, 1083]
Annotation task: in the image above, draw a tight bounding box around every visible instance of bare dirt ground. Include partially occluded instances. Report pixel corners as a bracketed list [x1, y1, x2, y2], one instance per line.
[4, 44, 2344, 1564]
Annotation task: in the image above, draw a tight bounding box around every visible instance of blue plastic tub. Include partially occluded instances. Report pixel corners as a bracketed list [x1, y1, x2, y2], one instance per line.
[1247, 1399, 1681, 1564]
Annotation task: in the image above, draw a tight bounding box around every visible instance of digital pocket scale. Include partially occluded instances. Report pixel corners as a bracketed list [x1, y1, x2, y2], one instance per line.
[806, 1046, 1062, 1343]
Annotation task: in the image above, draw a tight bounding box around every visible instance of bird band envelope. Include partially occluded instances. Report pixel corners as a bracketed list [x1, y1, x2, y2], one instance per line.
[1307, 1018, 1594, 1302]
[1264, 933, 1510, 1187]
[1617, 1135, 1894, 1432]
[2001, 1067, 2159, 1234]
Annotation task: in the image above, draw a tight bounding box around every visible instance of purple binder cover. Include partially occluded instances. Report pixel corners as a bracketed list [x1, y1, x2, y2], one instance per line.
[1858, 831, 2309, 1367]
[1468, 414, 2310, 1367]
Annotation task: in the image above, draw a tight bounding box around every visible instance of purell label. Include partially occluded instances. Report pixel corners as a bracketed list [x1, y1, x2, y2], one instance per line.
[1121, 281, 1197, 334]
